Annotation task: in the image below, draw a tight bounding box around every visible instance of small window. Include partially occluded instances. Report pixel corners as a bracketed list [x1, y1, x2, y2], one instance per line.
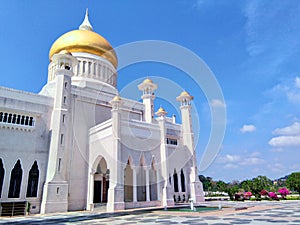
[167, 138, 177, 145]
[63, 96, 67, 104]
[64, 82, 68, 89]
[58, 158, 61, 172]
[62, 114, 66, 123]
[65, 64, 70, 70]
[60, 134, 64, 145]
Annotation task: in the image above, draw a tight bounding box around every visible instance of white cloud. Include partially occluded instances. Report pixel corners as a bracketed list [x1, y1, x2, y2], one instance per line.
[224, 163, 238, 169]
[269, 122, 300, 147]
[240, 124, 256, 133]
[267, 163, 285, 173]
[210, 99, 226, 108]
[249, 151, 261, 157]
[273, 122, 300, 135]
[269, 135, 300, 147]
[239, 157, 265, 166]
[217, 154, 241, 163]
[269, 148, 284, 153]
[217, 153, 265, 169]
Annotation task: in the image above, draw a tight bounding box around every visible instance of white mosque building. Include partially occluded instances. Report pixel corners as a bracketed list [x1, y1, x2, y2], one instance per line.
[0, 11, 204, 215]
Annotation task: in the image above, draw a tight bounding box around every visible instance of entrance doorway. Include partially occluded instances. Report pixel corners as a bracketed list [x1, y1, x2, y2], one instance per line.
[93, 158, 109, 204]
[93, 180, 102, 203]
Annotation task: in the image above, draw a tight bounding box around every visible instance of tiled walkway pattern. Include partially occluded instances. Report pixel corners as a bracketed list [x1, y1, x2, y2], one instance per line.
[0, 200, 299, 224]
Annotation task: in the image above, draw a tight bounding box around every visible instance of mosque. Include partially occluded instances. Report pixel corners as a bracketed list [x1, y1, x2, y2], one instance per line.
[0, 11, 204, 215]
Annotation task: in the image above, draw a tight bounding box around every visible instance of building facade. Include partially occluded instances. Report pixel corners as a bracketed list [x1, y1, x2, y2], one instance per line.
[0, 11, 204, 214]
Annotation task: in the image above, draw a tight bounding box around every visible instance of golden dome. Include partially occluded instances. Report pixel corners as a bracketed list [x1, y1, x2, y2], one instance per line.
[156, 106, 167, 114]
[112, 95, 121, 101]
[179, 91, 194, 99]
[49, 10, 118, 68]
[143, 78, 153, 84]
[58, 50, 72, 55]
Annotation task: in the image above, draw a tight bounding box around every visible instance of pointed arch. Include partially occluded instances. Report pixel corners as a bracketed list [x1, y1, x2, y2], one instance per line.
[150, 158, 158, 201]
[137, 154, 146, 201]
[97, 158, 108, 174]
[139, 154, 146, 167]
[124, 156, 133, 202]
[26, 161, 39, 197]
[180, 169, 186, 192]
[0, 158, 4, 198]
[173, 169, 179, 192]
[8, 160, 23, 198]
[92, 156, 109, 203]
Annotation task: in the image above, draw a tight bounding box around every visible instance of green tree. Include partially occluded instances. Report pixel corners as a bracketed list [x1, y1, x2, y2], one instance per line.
[286, 172, 300, 195]
[225, 181, 239, 200]
[199, 175, 214, 192]
[250, 175, 272, 199]
[216, 180, 227, 192]
[240, 179, 253, 192]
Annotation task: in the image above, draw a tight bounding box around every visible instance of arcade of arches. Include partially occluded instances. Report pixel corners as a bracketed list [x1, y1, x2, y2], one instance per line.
[90, 156, 189, 207]
[0, 158, 39, 199]
[124, 157, 159, 203]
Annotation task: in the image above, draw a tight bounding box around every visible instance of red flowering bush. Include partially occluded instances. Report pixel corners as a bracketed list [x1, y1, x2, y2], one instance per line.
[278, 187, 290, 199]
[260, 190, 268, 196]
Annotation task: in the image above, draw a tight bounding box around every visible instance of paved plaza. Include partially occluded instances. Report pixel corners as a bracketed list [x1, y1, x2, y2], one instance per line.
[0, 200, 300, 224]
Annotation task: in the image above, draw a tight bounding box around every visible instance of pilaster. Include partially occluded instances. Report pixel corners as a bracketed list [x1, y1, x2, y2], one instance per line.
[156, 108, 174, 207]
[107, 95, 125, 212]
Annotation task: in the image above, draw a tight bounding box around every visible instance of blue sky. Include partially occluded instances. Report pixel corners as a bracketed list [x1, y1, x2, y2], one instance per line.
[0, 0, 300, 182]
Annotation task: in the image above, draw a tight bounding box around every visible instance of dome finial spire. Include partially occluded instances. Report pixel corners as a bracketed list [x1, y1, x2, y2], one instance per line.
[79, 8, 93, 31]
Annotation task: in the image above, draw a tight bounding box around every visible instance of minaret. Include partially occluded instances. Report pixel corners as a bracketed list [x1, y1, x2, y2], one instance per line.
[176, 91, 204, 203]
[107, 95, 125, 212]
[41, 50, 78, 213]
[156, 107, 175, 207]
[138, 78, 157, 123]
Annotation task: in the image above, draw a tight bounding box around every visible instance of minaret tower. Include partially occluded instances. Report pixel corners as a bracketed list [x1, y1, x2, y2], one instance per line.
[41, 51, 78, 213]
[156, 107, 175, 207]
[176, 91, 204, 202]
[138, 78, 157, 123]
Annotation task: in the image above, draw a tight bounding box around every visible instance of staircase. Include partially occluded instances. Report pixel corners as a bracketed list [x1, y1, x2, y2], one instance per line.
[0, 201, 27, 216]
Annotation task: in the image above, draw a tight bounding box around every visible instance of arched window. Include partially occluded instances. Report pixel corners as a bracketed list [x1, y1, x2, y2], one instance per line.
[26, 161, 39, 197]
[3, 113, 7, 123]
[0, 158, 4, 198]
[180, 169, 186, 192]
[8, 160, 22, 198]
[173, 170, 179, 192]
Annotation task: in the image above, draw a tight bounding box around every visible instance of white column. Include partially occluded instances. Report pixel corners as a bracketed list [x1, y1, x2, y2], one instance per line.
[156, 169, 161, 200]
[146, 168, 150, 202]
[80, 61, 84, 75]
[86, 173, 94, 210]
[133, 167, 137, 202]
[85, 62, 89, 77]
[90, 62, 94, 76]
[177, 172, 182, 193]
[95, 63, 99, 78]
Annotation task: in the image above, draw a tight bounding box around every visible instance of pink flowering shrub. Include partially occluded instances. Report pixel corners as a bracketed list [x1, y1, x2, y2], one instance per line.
[278, 187, 290, 199]
[268, 192, 279, 200]
[244, 191, 252, 200]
